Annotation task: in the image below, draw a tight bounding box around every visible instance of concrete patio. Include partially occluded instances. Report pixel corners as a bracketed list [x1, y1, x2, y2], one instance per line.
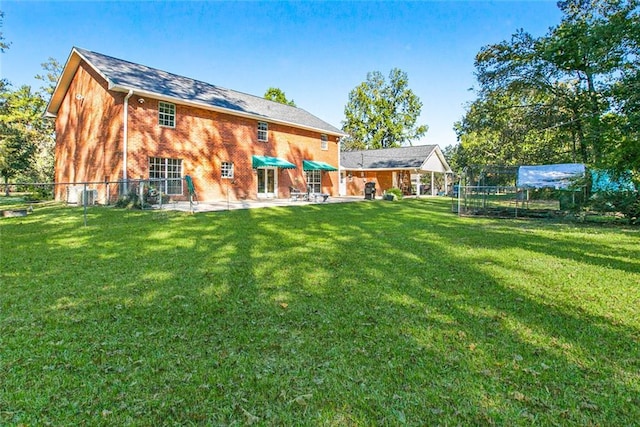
[155, 196, 372, 213]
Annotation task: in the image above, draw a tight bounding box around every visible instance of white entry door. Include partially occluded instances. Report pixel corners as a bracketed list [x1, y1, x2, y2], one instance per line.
[257, 168, 277, 198]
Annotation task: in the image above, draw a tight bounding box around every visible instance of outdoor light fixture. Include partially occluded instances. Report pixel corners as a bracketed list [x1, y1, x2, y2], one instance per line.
[138, 98, 145, 104]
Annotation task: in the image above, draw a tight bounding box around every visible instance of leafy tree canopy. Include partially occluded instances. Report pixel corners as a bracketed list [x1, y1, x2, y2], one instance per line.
[341, 68, 428, 151]
[36, 57, 63, 96]
[264, 87, 296, 106]
[458, 0, 640, 184]
[0, 22, 60, 185]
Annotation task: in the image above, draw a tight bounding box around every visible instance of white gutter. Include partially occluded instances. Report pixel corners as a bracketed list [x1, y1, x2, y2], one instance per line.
[337, 137, 343, 195]
[123, 90, 134, 191]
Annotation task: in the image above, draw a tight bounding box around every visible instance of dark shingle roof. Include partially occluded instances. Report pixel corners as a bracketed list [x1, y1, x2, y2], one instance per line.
[65, 47, 345, 135]
[341, 145, 439, 169]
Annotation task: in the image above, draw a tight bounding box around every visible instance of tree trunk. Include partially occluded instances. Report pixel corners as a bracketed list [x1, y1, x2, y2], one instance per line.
[574, 118, 589, 164]
[585, 70, 603, 164]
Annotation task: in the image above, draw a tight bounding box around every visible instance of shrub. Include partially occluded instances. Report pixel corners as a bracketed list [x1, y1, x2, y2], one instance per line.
[385, 187, 403, 200]
[23, 186, 53, 202]
[588, 191, 640, 224]
[115, 191, 141, 209]
[114, 184, 169, 209]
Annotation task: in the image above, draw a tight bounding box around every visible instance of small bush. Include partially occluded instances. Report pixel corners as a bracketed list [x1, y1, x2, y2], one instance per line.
[114, 184, 169, 209]
[23, 186, 53, 202]
[588, 191, 640, 224]
[385, 187, 403, 200]
[115, 191, 141, 209]
[23, 193, 46, 202]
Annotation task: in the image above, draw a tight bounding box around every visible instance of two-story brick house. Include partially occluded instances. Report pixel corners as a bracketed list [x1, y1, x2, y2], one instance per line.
[45, 47, 346, 203]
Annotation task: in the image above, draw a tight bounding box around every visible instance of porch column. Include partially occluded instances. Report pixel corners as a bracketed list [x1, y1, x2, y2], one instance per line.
[444, 173, 449, 196]
[431, 171, 435, 196]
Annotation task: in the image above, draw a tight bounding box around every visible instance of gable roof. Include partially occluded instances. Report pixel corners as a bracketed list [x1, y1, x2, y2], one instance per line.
[46, 47, 346, 137]
[341, 145, 452, 172]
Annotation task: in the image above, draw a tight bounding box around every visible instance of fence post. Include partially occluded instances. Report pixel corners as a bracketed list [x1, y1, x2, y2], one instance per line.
[139, 182, 145, 210]
[83, 182, 88, 226]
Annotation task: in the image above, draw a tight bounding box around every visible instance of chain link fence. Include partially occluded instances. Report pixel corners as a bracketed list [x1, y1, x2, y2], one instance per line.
[451, 164, 587, 218]
[1, 178, 185, 209]
[452, 185, 586, 218]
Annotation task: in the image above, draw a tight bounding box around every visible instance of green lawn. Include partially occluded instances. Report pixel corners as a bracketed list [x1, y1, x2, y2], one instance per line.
[1, 199, 638, 425]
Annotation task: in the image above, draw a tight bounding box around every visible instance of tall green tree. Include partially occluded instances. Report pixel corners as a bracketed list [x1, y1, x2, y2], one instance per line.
[264, 87, 296, 106]
[608, 67, 640, 180]
[0, 11, 34, 190]
[342, 69, 428, 151]
[456, 87, 576, 167]
[0, 124, 33, 194]
[31, 58, 62, 182]
[0, 82, 36, 193]
[458, 0, 640, 183]
[0, 58, 60, 186]
[36, 57, 63, 96]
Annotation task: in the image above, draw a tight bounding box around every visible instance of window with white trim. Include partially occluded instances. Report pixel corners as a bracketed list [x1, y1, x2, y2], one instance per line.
[321, 134, 328, 151]
[158, 102, 176, 127]
[221, 162, 234, 179]
[149, 157, 183, 195]
[258, 121, 268, 142]
[305, 170, 321, 193]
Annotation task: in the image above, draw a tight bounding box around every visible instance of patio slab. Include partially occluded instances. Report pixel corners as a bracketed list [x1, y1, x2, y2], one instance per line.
[155, 196, 372, 213]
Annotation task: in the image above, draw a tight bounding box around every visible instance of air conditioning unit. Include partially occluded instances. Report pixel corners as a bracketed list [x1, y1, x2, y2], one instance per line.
[66, 186, 84, 204]
[77, 189, 98, 206]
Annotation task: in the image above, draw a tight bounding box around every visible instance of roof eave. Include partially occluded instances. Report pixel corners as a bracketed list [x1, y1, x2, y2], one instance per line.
[431, 146, 453, 173]
[47, 47, 120, 117]
[341, 166, 420, 172]
[45, 49, 81, 117]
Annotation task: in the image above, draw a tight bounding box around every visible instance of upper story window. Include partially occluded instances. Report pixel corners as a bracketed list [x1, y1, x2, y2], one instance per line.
[258, 121, 268, 142]
[158, 101, 176, 127]
[221, 162, 234, 179]
[321, 134, 328, 151]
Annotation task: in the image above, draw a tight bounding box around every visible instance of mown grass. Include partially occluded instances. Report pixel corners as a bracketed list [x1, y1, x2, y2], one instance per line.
[1, 198, 638, 425]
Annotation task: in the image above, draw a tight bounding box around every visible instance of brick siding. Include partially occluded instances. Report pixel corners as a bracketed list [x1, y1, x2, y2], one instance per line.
[54, 60, 340, 203]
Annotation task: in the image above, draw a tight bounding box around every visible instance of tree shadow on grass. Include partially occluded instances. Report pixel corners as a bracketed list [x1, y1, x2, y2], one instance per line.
[1, 200, 638, 425]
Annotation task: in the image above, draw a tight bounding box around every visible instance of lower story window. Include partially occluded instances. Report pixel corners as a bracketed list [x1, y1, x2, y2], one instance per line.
[305, 170, 321, 193]
[221, 162, 234, 179]
[149, 157, 183, 195]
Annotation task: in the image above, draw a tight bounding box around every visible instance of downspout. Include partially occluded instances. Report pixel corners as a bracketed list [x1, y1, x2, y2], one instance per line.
[337, 137, 342, 196]
[123, 89, 134, 193]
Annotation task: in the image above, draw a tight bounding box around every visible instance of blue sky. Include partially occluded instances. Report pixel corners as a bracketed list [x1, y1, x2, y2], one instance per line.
[1, 1, 563, 147]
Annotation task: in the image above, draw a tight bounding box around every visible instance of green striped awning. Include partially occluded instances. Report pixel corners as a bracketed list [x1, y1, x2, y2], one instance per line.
[302, 160, 338, 171]
[252, 155, 296, 169]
